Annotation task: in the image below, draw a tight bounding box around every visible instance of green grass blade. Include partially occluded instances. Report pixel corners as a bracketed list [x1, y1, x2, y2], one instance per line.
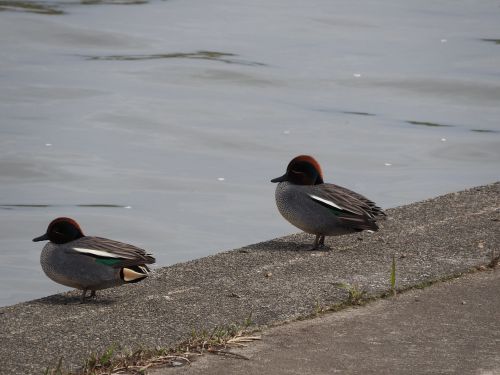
[391, 254, 396, 294]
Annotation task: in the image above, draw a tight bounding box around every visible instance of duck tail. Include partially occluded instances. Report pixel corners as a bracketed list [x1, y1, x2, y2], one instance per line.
[120, 265, 150, 283]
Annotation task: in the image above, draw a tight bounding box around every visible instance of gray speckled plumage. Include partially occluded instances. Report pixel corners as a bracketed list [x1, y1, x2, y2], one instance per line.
[40, 239, 135, 291]
[275, 181, 382, 236]
[272, 155, 386, 248]
[276, 181, 350, 236]
[34, 217, 155, 302]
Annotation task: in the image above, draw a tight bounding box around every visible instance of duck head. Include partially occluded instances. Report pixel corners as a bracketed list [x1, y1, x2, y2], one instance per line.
[33, 217, 84, 244]
[271, 155, 324, 185]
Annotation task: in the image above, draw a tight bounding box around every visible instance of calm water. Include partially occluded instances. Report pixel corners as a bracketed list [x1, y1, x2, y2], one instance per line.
[1, 0, 499, 306]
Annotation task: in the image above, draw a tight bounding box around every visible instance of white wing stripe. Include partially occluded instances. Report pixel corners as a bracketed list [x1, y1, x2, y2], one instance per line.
[73, 247, 122, 258]
[308, 194, 346, 211]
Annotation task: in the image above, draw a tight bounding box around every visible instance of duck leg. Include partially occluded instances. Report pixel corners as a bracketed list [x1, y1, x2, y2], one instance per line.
[311, 235, 327, 250]
[319, 235, 325, 246]
[80, 289, 96, 303]
[80, 288, 88, 303]
[312, 235, 321, 250]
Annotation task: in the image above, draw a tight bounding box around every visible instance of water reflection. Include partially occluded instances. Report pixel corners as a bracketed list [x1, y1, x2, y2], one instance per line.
[341, 111, 376, 117]
[406, 121, 500, 133]
[481, 39, 500, 45]
[314, 108, 377, 117]
[406, 120, 454, 128]
[470, 129, 500, 133]
[0, 0, 150, 14]
[0, 204, 131, 210]
[85, 50, 266, 66]
[0, 0, 63, 14]
[81, 0, 148, 4]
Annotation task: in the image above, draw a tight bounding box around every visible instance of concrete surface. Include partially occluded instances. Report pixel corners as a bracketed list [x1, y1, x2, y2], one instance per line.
[0, 182, 498, 374]
[153, 270, 500, 375]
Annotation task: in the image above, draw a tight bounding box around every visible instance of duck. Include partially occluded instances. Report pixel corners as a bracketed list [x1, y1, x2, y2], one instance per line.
[271, 155, 386, 249]
[33, 217, 155, 303]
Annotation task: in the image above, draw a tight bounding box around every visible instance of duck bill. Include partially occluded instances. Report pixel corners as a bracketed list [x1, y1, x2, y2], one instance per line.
[271, 173, 288, 183]
[33, 233, 49, 242]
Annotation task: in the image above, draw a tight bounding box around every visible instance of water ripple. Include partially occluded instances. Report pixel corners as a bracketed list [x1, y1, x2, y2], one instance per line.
[84, 50, 267, 66]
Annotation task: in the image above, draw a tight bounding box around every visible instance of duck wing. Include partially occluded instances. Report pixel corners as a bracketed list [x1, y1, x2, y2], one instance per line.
[308, 183, 385, 231]
[68, 236, 156, 268]
[330, 184, 386, 218]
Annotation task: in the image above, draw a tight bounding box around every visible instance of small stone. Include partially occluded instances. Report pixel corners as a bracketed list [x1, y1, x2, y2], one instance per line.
[461, 300, 466, 305]
[478, 242, 484, 249]
[228, 292, 241, 298]
[265, 272, 272, 278]
[400, 253, 407, 259]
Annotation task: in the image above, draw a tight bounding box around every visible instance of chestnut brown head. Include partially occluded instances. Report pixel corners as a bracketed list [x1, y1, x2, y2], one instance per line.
[271, 155, 324, 185]
[33, 217, 84, 244]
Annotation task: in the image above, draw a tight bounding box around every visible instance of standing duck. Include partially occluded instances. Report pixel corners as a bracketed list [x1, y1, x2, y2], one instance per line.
[33, 217, 155, 302]
[271, 155, 386, 249]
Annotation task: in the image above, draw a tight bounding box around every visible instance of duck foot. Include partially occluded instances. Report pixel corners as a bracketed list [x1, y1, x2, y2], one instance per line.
[80, 289, 97, 303]
[311, 235, 329, 250]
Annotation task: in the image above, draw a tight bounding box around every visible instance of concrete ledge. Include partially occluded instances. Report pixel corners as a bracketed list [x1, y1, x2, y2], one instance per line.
[1, 182, 498, 374]
[152, 270, 500, 375]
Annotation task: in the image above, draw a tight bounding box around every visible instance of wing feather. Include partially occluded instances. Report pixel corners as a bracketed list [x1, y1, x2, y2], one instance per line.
[69, 236, 155, 268]
[308, 183, 385, 231]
